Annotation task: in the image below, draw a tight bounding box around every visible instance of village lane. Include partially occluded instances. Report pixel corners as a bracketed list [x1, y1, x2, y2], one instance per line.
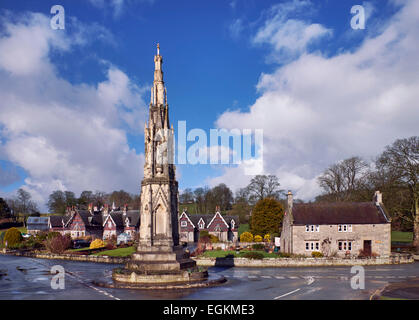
[0, 255, 418, 300]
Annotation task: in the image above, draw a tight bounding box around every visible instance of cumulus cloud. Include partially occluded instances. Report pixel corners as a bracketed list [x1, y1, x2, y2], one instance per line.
[252, 0, 332, 62]
[0, 12, 146, 210]
[212, 0, 419, 201]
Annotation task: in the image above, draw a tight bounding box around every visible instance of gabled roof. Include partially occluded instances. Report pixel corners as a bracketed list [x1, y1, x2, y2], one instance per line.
[189, 214, 213, 228]
[207, 212, 229, 229]
[290, 202, 391, 225]
[125, 211, 140, 227]
[49, 215, 70, 228]
[66, 210, 103, 228]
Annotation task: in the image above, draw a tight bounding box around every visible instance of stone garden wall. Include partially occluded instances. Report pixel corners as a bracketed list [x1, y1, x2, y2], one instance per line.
[1, 250, 413, 267]
[194, 253, 413, 267]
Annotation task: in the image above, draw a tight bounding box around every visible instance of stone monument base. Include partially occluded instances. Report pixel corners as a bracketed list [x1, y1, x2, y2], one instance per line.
[108, 244, 214, 289]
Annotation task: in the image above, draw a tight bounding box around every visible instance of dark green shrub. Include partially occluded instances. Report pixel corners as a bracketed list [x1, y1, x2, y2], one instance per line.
[4, 228, 22, 247]
[252, 243, 265, 250]
[0, 232, 5, 247]
[277, 252, 291, 258]
[243, 251, 264, 260]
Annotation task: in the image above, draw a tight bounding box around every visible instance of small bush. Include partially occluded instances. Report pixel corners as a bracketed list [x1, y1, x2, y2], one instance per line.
[199, 230, 210, 238]
[90, 239, 105, 249]
[254, 235, 263, 242]
[252, 243, 265, 250]
[45, 234, 72, 254]
[209, 234, 219, 243]
[311, 251, 324, 258]
[277, 252, 291, 258]
[243, 251, 264, 260]
[240, 232, 253, 242]
[4, 227, 23, 247]
[35, 232, 48, 241]
[264, 234, 271, 242]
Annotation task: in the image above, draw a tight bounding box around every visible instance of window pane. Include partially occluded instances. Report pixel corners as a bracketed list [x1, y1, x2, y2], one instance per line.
[348, 242, 352, 250]
[338, 242, 342, 250]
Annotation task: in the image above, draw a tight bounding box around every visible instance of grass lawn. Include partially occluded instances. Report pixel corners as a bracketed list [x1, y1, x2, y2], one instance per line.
[202, 249, 279, 259]
[238, 224, 249, 236]
[391, 231, 413, 243]
[92, 246, 136, 257]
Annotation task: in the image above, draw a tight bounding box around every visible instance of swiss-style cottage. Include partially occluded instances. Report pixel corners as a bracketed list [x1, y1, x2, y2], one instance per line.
[102, 209, 140, 240]
[178, 209, 239, 243]
[280, 191, 391, 257]
[64, 210, 104, 239]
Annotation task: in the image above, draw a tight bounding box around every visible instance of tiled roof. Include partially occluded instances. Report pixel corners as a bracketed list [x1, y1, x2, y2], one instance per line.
[291, 202, 391, 225]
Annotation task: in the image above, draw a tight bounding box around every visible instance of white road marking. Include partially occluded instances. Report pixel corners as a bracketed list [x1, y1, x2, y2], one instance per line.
[275, 276, 285, 279]
[248, 275, 257, 278]
[261, 276, 272, 279]
[306, 276, 315, 285]
[274, 288, 301, 300]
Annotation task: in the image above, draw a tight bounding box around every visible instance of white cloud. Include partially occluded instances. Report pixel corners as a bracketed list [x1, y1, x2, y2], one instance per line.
[0, 12, 146, 210]
[252, 0, 332, 62]
[213, 0, 419, 201]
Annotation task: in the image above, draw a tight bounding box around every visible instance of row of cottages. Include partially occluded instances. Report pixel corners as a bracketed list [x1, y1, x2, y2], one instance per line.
[280, 191, 391, 257]
[178, 209, 239, 243]
[27, 205, 140, 240]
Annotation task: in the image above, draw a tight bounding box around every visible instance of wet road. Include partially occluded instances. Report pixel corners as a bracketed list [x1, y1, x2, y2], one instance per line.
[0, 255, 418, 300]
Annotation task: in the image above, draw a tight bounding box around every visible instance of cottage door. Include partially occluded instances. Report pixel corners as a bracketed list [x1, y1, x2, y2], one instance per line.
[363, 240, 372, 256]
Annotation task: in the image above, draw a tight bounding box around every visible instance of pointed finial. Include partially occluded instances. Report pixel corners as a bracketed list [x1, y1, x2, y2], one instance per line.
[157, 43, 160, 55]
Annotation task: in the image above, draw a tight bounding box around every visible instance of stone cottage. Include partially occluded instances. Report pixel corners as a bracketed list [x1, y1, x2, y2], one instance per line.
[280, 191, 391, 257]
[178, 209, 239, 243]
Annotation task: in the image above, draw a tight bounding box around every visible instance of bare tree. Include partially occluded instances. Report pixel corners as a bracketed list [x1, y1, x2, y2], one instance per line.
[318, 156, 369, 202]
[244, 175, 283, 204]
[376, 137, 419, 247]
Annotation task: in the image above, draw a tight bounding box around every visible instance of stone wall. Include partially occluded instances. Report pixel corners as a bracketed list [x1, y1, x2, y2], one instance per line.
[6, 251, 127, 264]
[194, 253, 413, 267]
[1, 250, 412, 267]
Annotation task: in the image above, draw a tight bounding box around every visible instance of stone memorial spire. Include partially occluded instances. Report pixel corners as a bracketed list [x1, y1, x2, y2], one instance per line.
[140, 43, 178, 248]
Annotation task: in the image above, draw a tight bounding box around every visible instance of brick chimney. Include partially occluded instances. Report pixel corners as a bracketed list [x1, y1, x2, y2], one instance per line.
[374, 191, 383, 205]
[287, 190, 293, 212]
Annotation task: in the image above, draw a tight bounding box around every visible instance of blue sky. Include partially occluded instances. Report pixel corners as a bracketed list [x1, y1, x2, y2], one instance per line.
[0, 0, 418, 211]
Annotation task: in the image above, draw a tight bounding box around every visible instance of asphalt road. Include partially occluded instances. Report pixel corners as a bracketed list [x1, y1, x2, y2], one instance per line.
[0, 255, 418, 300]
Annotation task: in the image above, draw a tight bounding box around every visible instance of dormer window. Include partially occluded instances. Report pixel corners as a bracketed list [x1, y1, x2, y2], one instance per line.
[180, 221, 187, 227]
[231, 219, 235, 229]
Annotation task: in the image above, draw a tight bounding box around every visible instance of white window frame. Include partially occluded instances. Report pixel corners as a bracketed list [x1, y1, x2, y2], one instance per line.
[315, 225, 319, 232]
[305, 241, 320, 251]
[338, 225, 342, 232]
[305, 225, 310, 232]
[338, 241, 352, 251]
[180, 221, 187, 227]
[348, 225, 352, 232]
